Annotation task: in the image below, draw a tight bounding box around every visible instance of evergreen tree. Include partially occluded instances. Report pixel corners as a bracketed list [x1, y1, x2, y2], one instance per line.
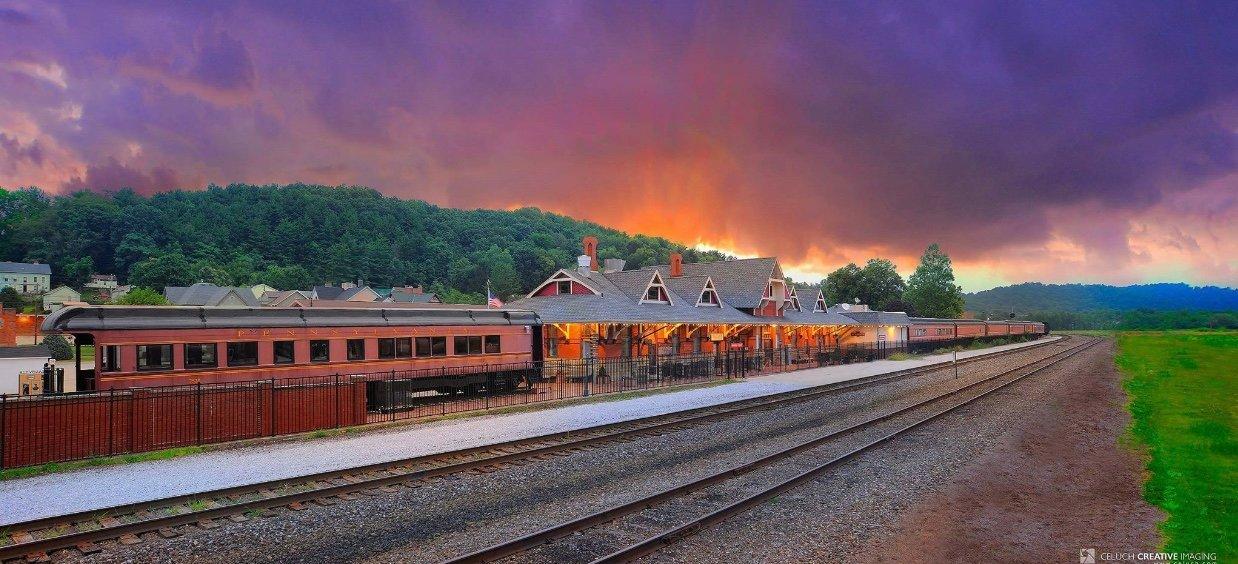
[858, 258, 906, 310]
[904, 243, 965, 318]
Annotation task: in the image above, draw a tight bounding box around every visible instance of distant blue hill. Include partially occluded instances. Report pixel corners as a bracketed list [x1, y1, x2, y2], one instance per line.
[965, 282, 1238, 313]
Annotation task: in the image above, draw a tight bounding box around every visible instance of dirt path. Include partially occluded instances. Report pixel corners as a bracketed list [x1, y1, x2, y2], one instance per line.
[866, 339, 1163, 563]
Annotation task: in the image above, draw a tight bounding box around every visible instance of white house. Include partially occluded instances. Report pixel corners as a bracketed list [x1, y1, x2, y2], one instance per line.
[43, 286, 82, 312]
[0, 262, 52, 294]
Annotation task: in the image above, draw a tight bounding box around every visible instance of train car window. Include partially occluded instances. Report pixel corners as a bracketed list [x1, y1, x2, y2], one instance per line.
[185, 343, 218, 368]
[396, 337, 412, 358]
[347, 339, 365, 361]
[378, 338, 396, 359]
[454, 336, 482, 355]
[101, 345, 119, 372]
[415, 337, 431, 357]
[484, 335, 501, 354]
[227, 342, 259, 366]
[274, 341, 295, 364]
[431, 336, 447, 356]
[310, 340, 330, 362]
[136, 344, 172, 371]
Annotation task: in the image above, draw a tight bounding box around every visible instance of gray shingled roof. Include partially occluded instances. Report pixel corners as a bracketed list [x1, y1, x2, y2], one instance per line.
[837, 311, 912, 325]
[388, 292, 439, 303]
[781, 307, 859, 326]
[909, 317, 987, 324]
[645, 258, 778, 309]
[164, 283, 261, 307]
[0, 262, 51, 275]
[0, 344, 51, 358]
[510, 268, 757, 325]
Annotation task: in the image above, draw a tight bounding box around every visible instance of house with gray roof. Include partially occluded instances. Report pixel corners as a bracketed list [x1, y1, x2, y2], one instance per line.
[0, 262, 52, 294]
[164, 283, 261, 307]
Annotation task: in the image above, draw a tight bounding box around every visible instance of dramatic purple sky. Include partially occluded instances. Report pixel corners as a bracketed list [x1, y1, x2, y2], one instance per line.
[1, 1, 1234, 290]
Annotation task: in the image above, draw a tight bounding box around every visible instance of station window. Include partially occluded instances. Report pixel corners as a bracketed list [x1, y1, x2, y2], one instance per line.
[100, 345, 120, 372]
[184, 343, 218, 368]
[378, 338, 396, 359]
[274, 341, 295, 364]
[396, 337, 413, 358]
[556, 280, 572, 294]
[136, 344, 172, 371]
[346, 339, 366, 361]
[484, 335, 501, 354]
[227, 342, 259, 366]
[310, 340, 330, 363]
[416, 336, 447, 357]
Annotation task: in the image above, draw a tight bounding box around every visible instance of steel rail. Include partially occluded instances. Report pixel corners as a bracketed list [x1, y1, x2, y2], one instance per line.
[443, 337, 1097, 564]
[0, 335, 1062, 562]
[593, 337, 1103, 564]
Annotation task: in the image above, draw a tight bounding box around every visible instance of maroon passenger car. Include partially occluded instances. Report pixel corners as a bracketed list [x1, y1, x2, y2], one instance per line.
[42, 306, 542, 390]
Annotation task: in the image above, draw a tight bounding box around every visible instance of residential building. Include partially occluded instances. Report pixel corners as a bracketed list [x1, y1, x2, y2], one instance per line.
[164, 283, 261, 307]
[42, 286, 83, 312]
[250, 283, 278, 298]
[387, 286, 441, 304]
[311, 284, 380, 302]
[84, 274, 119, 291]
[0, 262, 52, 294]
[260, 289, 312, 307]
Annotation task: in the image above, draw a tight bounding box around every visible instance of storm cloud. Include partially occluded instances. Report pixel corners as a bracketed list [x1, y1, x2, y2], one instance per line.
[0, 1, 1234, 288]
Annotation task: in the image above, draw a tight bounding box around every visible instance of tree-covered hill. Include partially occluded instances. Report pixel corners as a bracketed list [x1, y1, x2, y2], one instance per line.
[0, 184, 728, 301]
[965, 282, 1238, 314]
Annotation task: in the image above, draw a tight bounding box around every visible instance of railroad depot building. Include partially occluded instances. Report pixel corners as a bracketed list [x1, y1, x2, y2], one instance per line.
[508, 237, 910, 360]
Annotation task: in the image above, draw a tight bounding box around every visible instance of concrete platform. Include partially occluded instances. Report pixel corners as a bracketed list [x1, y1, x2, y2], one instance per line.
[0, 336, 1060, 526]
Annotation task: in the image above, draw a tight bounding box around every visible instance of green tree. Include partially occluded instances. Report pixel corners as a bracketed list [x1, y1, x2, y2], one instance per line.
[128, 253, 194, 289]
[0, 286, 21, 309]
[113, 287, 170, 305]
[60, 256, 95, 287]
[858, 258, 906, 311]
[822, 263, 863, 305]
[43, 334, 74, 360]
[904, 244, 965, 318]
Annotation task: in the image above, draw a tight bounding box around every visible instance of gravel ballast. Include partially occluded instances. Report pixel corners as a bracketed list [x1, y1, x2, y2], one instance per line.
[56, 339, 1073, 563]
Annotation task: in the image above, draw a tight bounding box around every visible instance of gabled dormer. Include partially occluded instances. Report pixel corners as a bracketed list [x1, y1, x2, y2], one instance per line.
[528, 270, 600, 298]
[813, 290, 828, 312]
[696, 277, 721, 307]
[640, 271, 672, 304]
[787, 287, 801, 312]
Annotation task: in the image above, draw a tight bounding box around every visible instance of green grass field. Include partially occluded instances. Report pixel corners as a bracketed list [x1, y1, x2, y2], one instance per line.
[1116, 331, 1236, 558]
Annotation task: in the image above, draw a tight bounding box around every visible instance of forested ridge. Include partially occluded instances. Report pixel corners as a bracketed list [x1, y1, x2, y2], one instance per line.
[965, 282, 1238, 313]
[0, 184, 727, 301]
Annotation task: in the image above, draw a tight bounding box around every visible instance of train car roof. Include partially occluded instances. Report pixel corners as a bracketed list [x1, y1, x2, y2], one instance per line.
[41, 305, 541, 332]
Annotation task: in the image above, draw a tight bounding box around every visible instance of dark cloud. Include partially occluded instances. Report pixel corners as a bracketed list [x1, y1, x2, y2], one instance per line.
[0, 134, 44, 172]
[0, 1, 1234, 286]
[62, 158, 179, 195]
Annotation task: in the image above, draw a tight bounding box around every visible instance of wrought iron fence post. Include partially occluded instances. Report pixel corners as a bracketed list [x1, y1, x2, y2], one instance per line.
[195, 383, 203, 445]
[334, 374, 341, 428]
[270, 378, 277, 436]
[107, 389, 115, 456]
[1, 394, 6, 470]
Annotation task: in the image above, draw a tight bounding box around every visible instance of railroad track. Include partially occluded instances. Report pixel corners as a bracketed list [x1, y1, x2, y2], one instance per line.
[0, 336, 1067, 562]
[445, 336, 1102, 564]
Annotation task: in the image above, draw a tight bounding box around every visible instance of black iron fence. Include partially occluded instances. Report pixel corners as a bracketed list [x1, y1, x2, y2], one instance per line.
[1, 342, 904, 469]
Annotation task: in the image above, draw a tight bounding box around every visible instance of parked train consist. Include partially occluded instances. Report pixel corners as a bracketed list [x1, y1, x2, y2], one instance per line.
[42, 305, 541, 391]
[907, 317, 1045, 351]
[42, 305, 1044, 393]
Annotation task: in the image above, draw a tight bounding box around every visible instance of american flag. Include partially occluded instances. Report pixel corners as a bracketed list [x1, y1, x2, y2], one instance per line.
[486, 280, 503, 308]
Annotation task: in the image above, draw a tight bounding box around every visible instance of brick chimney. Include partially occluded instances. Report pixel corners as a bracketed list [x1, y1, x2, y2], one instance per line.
[669, 252, 683, 277]
[582, 235, 599, 271]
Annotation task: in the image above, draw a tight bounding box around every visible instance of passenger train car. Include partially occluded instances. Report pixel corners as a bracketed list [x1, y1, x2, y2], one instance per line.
[43, 306, 542, 390]
[907, 317, 1046, 350]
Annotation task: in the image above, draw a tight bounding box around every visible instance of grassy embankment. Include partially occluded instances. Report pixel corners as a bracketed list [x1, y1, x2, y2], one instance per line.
[1116, 331, 1235, 558]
